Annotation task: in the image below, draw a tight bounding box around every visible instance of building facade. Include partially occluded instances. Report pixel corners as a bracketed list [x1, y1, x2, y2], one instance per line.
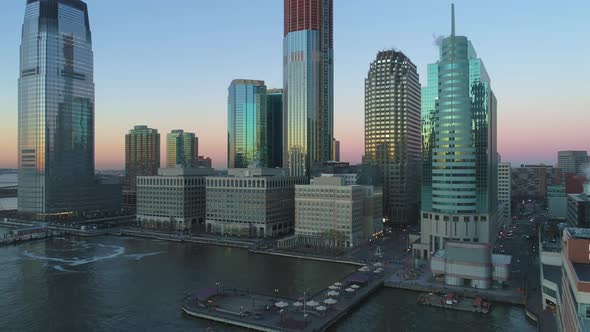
[332, 139, 340, 161]
[364, 50, 421, 225]
[547, 184, 567, 219]
[283, 0, 333, 176]
[567, 183, 590, 228]
[498, 162, 512, 224]
[228, 79, 268, 168]
[413, 7, 502, 290]
[124, 125, 160, 211]
[293, 175, 383, 248]
[136, 168, 215, 231]
[512, 164, 562, 202]
[205, 168, 308, 237]
[18, 0, 97, 218]
[196, 156, 212, 169]
[267, 89, 283, 168]
[558, 150, 588, 175]
[166, 130, 197, 168]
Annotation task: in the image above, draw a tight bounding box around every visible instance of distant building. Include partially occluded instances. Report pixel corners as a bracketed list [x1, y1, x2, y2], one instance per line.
[205, 168, 308, 237]
[567, 183, 590, 228]
[364, 49, 421, 225]
[511, 164, 562, 202]
[558, 150, 588, 175]
[332, 139, 340, 162]
[547, 184, 567, 219]
[136, 167, 215, 231]
[166, 130, 197, 168]
[267, 89, 283, 168]
[228, 79, 269, 168]
[196, 156, 212, 169]
[566, 173, 586, 194]
[498, 162, 512, 224]
[292, 175, 383, 248]
[124, 125, 160, 211]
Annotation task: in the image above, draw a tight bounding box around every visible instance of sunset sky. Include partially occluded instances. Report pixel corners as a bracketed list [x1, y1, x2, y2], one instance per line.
[0, 0, 588, 169]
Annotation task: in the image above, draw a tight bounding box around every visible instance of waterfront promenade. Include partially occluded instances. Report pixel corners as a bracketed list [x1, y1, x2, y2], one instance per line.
[182, 266, 385, 331]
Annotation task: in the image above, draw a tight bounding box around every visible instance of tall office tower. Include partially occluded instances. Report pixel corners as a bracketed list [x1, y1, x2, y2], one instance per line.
[124, 126, 160, 211]
[283, 0, 334, 176]
[498, 162, 512, 225]
[364, 50, 421, 225]
[413, 6, 500, 289]
[194, 136, 199, 167]
[332, 139, 340, 161]
[227, 79, 268, 168]
[267, 89, 283, 168]
[166, 130, 197, 168]
[558, 151, 588, 174]
[18, 0, 96, 218]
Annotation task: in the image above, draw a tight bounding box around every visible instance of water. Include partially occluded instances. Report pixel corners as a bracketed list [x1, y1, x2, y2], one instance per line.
[0, 236, 535, 331]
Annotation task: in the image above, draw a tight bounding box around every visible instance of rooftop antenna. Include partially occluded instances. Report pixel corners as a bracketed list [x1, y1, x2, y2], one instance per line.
[451, 3, 455, 36]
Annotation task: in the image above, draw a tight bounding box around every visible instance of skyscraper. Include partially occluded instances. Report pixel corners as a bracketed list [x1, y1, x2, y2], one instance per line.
[167, 130, 197, 168]
[414, 6, 500, 286]
[18, 0, 96, 218]
[267, 89, 283, 168]
[124, 125, 160, 211]
[283, 0, 334, 176]
[558, 150, 588, 175]
[332, 139, 340, 162]
[364, 50, 421, 225]
[227, 79, 268, 168]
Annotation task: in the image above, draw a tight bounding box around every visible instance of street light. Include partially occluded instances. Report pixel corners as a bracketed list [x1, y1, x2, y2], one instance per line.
[274, 288, 279, 300]
[216, 282, 221, 294]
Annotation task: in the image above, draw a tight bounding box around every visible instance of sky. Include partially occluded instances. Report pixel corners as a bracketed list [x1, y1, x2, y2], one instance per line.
[0, 0, 589, 170]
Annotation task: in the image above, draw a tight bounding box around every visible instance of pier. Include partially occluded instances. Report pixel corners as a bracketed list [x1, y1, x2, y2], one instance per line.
[182, 264, 386, 331]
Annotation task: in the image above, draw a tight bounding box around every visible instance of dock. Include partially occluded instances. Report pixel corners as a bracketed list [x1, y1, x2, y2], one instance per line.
[417, 292, 491, 314]
[182, 264, 386, 331]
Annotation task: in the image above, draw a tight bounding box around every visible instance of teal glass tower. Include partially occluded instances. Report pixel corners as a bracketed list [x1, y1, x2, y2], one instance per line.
[418, 4, 498, 255]
[18, 0, 96, 218]
[166, 130, 197, 168]
[227, 79, 268, 168]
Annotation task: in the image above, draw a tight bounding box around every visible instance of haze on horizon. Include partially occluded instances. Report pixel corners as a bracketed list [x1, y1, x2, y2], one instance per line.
[0, 0, 588, 170]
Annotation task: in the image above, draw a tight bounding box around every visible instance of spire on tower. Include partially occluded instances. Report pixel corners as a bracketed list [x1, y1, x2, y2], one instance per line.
[451, 3, 455, 36]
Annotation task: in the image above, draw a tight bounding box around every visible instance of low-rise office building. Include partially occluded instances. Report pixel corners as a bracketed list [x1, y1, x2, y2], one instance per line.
[292, 175, 383, 249]
[136, 167, 215, 231]
[541, 228, 590, 332]
[205, 168, 308, 238]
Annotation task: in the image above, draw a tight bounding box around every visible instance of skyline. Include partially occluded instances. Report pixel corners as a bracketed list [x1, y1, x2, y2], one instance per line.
[1, 0, 589, 169]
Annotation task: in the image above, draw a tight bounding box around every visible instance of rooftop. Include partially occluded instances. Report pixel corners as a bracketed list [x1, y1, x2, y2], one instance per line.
[568, 228, 590, 240]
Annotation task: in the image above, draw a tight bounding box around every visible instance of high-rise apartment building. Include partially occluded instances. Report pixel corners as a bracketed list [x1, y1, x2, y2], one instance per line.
[332, 139, 340, 162]
[413, 6, 502, 289]
[267, 89, 283, 168]
[364, 50, 421, 225]
[124, 125, 160, 211]
[283, 0, 334, 176]
[227, 80, 268, 168]
[166, 130, 197, 168]
[498, 162, 511, 223]
[18, 0, 97, 218]
[558, 150, 588, 175]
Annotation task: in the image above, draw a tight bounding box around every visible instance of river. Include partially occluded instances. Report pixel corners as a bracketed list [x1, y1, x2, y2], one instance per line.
[0, 234, 535, 331]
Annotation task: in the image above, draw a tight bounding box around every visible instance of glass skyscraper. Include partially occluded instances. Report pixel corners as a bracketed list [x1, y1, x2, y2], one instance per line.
[18, 0, 96, 218]
[227, 80, 268, 168]
[166, 130, 197, 168]
[416, 5, 498, 257]
[267, 89, 283, 168]
[364, 50, 421, 225]
[283, 0, 333, 176]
